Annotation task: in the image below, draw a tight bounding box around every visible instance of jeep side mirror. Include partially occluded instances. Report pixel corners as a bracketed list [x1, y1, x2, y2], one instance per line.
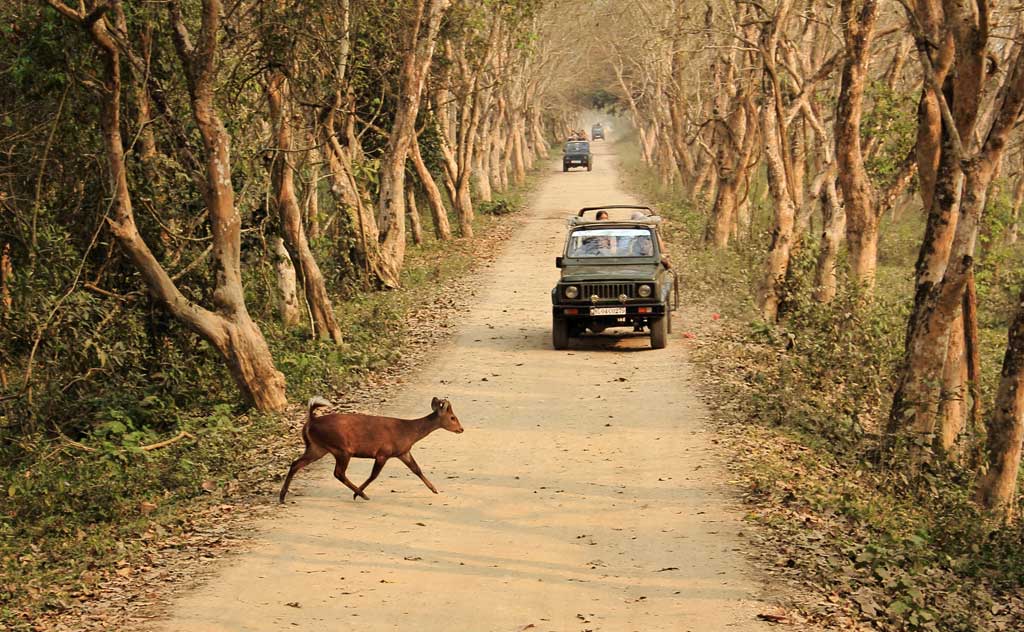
[555, 256, 564, 268]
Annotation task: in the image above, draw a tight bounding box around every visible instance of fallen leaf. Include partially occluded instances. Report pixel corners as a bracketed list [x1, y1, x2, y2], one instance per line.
[285, 601, 301, 608]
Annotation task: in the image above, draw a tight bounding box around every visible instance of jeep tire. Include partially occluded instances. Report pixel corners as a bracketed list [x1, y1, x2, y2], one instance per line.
[650, 316, 667, 349]
[586, 162, 592, 172]
[552, 317, 570, 350]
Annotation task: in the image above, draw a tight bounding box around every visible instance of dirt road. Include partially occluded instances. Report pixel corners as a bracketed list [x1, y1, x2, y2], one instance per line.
[154, 142, 771, 631]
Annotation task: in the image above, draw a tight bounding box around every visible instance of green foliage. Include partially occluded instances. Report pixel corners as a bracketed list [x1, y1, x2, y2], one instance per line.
[863, 82, 918, 187]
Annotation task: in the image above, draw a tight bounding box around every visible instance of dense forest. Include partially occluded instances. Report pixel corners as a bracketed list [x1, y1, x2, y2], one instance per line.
[3, 0, 1024, 629]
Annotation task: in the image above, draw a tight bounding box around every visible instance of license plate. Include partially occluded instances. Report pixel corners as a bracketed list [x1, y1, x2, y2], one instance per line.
[591, 307, 626, 316]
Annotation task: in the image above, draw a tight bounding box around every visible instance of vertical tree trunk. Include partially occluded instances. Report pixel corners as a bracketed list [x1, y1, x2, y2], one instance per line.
[475, 112, 494, 202]
[376, 0, 449, 288]
[273, 236, 300, 327]
[409, 138, 452, 240]
[756, 0, 798, 322]
[837, 0, 879, 294]
[937, 314, 967, 453]
[267, 71, 343, 343]
[406, 187, 423, 245]
[168, 0, 287, 409]
[1008, 165, 1024, 244]
[975, 282, 1024, 518]
[305, 129, 321, 242]
[813, 172, 845, 303]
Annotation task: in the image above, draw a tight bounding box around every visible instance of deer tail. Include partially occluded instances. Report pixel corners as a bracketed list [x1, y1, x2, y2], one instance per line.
[304, 396, 332, 444]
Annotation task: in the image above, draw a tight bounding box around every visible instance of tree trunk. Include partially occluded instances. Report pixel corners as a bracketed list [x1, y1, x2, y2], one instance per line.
[813, 172, 844, 303]
[975, 281, 1024, 518]
[937, 313, 967, 454]
[889, 34, 1024, 448]
[273, 236, 299, 327]
[305, 129, 321, 242]
[376, 0, 450, 288]
[406, 186, 423, 245]
[267, 71, 343, 344]
[836, 0, 879, 294]
[169, 0, 288, 409]
[410, 138, 452, 240]
[1008, 164, 1024, 245]
[49, 0, 287, 411]
[756, 0, 798, 322]
[475, 112, 494, 203]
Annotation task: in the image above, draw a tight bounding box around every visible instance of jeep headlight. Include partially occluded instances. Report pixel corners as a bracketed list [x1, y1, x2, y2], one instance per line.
[637, 284, 653, 298]
[564, 285, 579, 299]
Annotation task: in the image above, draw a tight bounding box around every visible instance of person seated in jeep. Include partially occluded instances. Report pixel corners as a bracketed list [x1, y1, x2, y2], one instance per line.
[631, 235, 654, 256]
[578, 235, 614, 256]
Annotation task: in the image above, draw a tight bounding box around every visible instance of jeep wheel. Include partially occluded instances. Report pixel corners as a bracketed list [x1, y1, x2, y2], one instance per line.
[562, 164, 568, 172]
[552, 317, 570, 350]
[650, 316, 668, 349]
[586, 162, 592, 172]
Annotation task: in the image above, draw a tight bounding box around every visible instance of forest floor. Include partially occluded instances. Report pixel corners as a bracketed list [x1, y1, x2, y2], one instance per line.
[102, 142, 788, 631]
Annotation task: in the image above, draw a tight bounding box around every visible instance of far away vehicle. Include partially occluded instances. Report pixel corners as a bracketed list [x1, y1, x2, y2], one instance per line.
[551, 205, 678, 349]
[591, 123, 605, 140]
[562, 140, 592, 172]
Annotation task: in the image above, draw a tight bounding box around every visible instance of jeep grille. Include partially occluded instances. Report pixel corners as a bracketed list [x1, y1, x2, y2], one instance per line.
[579, 282, 635, 300]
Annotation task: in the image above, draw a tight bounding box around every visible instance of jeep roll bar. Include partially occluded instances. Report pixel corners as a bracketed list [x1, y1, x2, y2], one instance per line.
[576, 205, 655, 217]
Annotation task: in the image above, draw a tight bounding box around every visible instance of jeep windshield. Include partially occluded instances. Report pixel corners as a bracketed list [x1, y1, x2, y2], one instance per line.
[566, 228, 655, 258]
[565, 141, 589, 153]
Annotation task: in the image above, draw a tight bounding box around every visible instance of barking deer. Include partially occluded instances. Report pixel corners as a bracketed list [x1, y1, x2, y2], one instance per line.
[279, 396, 464, 503]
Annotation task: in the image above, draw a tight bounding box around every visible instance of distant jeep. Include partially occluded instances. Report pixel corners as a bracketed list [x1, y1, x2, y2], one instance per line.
[591, 123, 605, 140]
[551, 206, 678, 350]
[562, 140, 591, 172]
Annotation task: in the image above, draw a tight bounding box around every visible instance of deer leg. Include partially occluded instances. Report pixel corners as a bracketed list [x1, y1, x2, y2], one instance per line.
[355, 456, 387, 499]
[397, 452, 438, 494]
[333, 453, 369, 500]
[279, 444, 327, 503]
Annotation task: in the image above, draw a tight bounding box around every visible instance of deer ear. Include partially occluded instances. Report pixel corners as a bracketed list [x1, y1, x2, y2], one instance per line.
[431, 397, 441, 411]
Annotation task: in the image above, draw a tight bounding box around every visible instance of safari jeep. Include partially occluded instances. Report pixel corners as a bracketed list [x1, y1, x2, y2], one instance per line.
[551, 205, 678, 350]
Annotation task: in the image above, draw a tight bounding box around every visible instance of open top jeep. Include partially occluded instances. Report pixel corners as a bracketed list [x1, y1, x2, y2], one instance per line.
[551, 205, 678, 350]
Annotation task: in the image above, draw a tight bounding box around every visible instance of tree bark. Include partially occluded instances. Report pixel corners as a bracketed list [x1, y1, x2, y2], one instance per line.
[410, 138, 452, 240]
[836, 0, 879, 294]
[937, 313, 967, 453]
[975, 280, 1024, 518]
[267, 71, 343, 344]
[813, 169, 845, 303]
[273, 236, 299, 327]
[406, 186, 423, 246]
[376, 0, 449, 288]
[756, 0, 798, 322]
